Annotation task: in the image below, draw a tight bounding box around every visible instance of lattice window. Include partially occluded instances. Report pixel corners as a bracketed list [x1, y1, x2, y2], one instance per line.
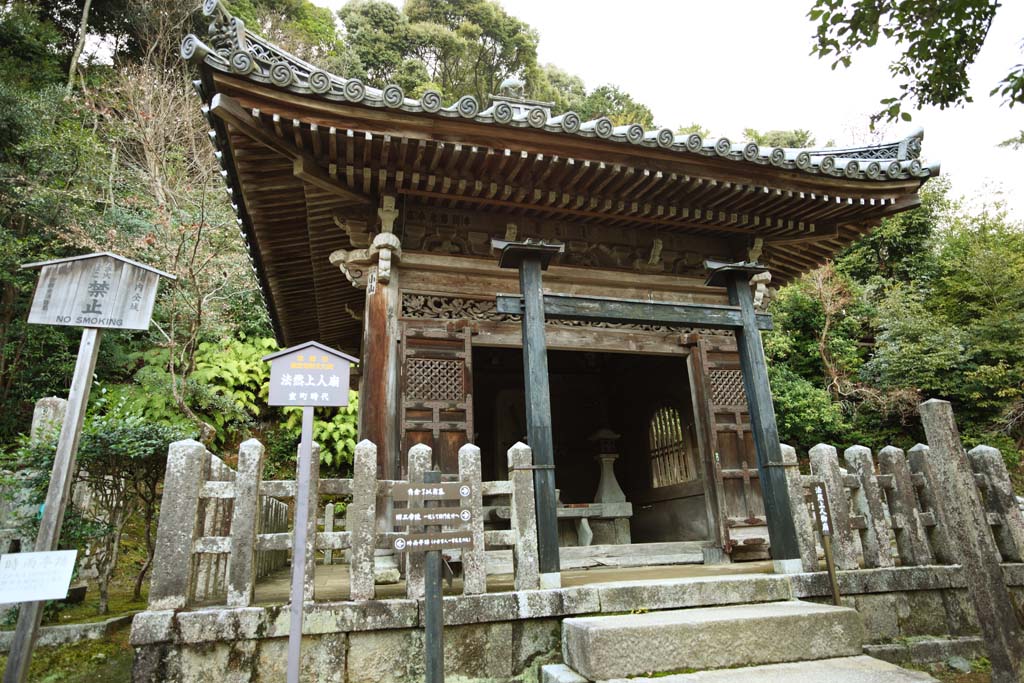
[709, 369, 746, 406]
[649, 405, 693, 488]
[405, 358, 464, 402]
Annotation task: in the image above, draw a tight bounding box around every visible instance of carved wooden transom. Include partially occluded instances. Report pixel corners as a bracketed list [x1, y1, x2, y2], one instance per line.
[405, 357, 465, 402]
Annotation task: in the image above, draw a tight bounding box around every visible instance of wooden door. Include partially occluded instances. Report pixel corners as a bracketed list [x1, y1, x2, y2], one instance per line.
[399, 324, 473, 474]
[693, 334, 768, 555]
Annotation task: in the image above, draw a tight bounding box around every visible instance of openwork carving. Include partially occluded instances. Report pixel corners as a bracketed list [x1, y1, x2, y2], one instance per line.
[709, 369, 747, 406]
[401, 294, 694, 333]
[405, 358, 464, 401]
[402, 295, 515, 321]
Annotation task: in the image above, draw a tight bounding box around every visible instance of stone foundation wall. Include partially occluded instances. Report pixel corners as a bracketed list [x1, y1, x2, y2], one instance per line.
[131, 565, 1024, 682]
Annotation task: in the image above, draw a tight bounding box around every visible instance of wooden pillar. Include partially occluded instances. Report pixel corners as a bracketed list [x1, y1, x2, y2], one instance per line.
[495, 240, 564, 584]
[721, 268, 801, 571]
[519, 256, 560, 580]
[357, 198, 401, 480]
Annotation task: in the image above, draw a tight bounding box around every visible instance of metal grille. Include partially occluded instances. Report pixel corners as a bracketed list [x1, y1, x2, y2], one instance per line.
[405, 358, 464, 402]
[709, 369, 746, 406]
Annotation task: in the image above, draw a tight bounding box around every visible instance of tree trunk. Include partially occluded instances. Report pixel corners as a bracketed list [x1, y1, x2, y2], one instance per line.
[97, 510, 128, 614]
[65, 0, 93, 99]
[132, 505, 155, 601]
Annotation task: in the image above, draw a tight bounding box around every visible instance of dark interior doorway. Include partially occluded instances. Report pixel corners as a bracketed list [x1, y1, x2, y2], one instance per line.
[472, 347, 710, 544]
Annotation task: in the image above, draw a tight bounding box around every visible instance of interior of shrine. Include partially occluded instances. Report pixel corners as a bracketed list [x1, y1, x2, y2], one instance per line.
[472, 347, 708, 545]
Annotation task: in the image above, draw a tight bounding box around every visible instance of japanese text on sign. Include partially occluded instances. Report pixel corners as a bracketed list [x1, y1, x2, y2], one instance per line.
[393, 531, 474, 552]
[393, 508, 472, 526]
[392, 483, 471, 501]
[0, 550, 78, 604]
[265, 343, 354, 408]
[26, 256, 162, 330]
[814, 483, 832, 536]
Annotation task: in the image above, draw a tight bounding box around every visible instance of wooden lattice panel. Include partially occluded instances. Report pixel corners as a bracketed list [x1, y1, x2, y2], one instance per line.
[405, 357, 464, 402]
[709, 369, 746, 407]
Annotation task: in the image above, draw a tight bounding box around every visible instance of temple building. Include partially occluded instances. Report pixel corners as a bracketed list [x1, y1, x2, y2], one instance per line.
[181, 0, 936, 572]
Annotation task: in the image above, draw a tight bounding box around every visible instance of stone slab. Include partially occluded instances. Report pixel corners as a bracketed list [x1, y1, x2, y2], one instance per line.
[563, 600, 864, 680]
[541, 663, 588, 683]
[865, 636, 985, 666]
[596, 574, 792, 613]
[602, 655, 936, 682]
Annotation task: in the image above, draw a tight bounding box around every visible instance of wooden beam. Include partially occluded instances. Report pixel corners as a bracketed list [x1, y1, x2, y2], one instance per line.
[399, 187, 781, 238]
[210, 93, 369, 207]
[495, 293, 773, 331]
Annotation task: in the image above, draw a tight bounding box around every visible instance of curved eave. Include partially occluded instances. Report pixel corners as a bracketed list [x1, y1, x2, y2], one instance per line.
[181, 25, 937, 187]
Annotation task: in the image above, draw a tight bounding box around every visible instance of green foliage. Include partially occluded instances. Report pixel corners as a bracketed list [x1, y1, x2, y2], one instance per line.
[0, 2, 64, 87]
[769, 364, 849, 452]
[861, 286, 969, 397]
[191, 336, 278, 419]
[768, 176, 1024, 467]
[837, 177, 948, 285]
[279, 390, 360, 470]
[808, 0, 1014, 124]
[676, 123, 710, 138]
[742, 128, 816, 148]
[573, 84, 655, 127]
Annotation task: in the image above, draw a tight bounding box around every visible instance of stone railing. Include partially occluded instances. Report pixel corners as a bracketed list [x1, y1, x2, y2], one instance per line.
[782, 439, 1024, 572]
[148, 441, 289, 608]
[147, 438, 542, 609]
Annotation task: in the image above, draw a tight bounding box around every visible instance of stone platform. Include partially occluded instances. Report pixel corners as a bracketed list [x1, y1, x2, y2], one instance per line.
[131, 563, 1024, 682]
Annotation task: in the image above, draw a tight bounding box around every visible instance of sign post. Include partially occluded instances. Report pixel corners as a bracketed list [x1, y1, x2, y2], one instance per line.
[393, 474, 475, 683]
[813, 482, 842, 605]
[4, 254, 173, 683]
[263, 341, 356, 683]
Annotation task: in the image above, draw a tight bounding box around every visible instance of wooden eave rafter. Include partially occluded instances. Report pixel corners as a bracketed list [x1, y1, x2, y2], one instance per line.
[211, 73, 924, 199]
[209, 93, 369, 208]
[200, 70, 929, 349]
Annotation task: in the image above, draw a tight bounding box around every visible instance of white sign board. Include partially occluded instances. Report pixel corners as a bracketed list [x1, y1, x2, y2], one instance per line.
[27, 255, 162, 330]
[0, 550, 78, 603]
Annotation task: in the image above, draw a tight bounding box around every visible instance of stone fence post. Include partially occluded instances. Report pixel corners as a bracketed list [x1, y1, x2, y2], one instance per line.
[780, 444, 817, 572]
[919, 399, 1024, 681]
[30, 397, 66, 444]
[148, 439, 207, 610]
[405, 443, 432, 600]
[877, 446, 933, 566]
[303, 442, 320, 602]
[349, 440, 378, 601]
[809, 444, 860, 571]
[459, 443, 486, 594]
[907, 443, 960, 564]
[844, 446, 893, 569]
[227, 439, 265, 607]
[508, 442, 540, 591]
[323, 503, 335, 565]
[968, 445, 1024, 563]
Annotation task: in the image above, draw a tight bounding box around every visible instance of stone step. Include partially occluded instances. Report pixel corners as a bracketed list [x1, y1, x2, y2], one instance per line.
[596, 655, 938, 682]
[561, 600, 864, 681]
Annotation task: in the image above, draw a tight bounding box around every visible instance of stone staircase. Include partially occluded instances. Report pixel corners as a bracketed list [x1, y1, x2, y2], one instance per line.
[542, 597, 937, 682]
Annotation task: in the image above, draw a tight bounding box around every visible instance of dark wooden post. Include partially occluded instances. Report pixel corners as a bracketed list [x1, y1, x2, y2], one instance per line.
[494, 239, 563, 583]
[707, 262, 801, 571]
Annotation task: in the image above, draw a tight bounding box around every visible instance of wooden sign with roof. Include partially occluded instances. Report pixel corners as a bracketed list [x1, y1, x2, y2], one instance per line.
[180, 0, 937, 572]
[22, 252, 175, 331]
[263, 341, 357, 407]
